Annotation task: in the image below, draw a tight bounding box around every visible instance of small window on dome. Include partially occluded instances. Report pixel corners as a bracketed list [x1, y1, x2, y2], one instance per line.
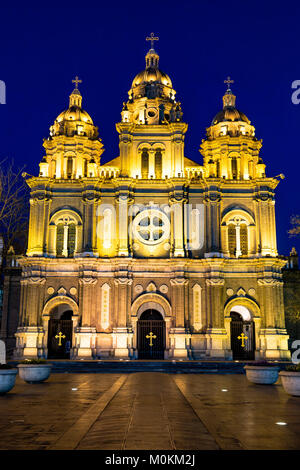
[221, 125, 227, 135]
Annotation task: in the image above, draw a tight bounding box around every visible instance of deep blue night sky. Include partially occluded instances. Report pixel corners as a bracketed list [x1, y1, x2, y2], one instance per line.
[0, 1, 299, 254]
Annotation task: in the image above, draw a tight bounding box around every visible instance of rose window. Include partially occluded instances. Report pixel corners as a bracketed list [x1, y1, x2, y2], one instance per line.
[132, 209, 170, 245]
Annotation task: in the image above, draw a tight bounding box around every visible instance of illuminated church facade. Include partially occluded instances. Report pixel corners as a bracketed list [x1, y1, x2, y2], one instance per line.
[13, 37, 290, 360]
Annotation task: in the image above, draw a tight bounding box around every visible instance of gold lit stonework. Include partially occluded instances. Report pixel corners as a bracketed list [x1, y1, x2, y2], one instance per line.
[14, 37, 290, 362]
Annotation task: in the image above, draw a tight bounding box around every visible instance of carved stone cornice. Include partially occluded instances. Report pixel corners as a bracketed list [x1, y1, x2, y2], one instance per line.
[21, 277, 46, 286]
[79, 278, 98, 286]
[206, 278, 225, 286]
[257, 278, 283, 287]
[114, 277, 133, 286]
[170, 278, 189, 287]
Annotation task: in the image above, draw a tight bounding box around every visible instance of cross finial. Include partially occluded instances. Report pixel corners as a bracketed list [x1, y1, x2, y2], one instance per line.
[146, 32, 159, 49]
[224, 76, 234, 91]
[72, 76, 82, 90]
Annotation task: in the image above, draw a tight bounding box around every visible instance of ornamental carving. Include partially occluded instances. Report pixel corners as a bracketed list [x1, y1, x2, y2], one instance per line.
[24, 277, 46, 286]
[226, 288, 234, 296]
[114, 278, 133, 286]
[237, 287, 246, 296]
[159, 284, 168, 294]
[170, 278, 189, 286]
[79, 278, 98, 286]
[257, 278, 282, 286]
[134, 284, 143, 294]
[206, 278, 225, 286]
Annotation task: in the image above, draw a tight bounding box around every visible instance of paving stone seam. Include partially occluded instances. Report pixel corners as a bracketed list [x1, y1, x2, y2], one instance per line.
[160, 390, 177, 450]
[173, 377, 244, 451]
[121, 389, 138, 450]
[47, 375, 128, 450]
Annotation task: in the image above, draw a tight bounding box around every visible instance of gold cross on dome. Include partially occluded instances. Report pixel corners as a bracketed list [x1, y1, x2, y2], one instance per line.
[146, 32, 159, 49]
[237, 332, 248, 348]
[146, 331, 157, 347]
[55, 331, 66, 346]
[72, 76, 82, 89]
[224, 76, 234, 90]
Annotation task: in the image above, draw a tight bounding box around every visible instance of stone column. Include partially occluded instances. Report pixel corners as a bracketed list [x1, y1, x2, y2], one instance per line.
[169, 278, 190, 358]
[27, 195, 47, 256]
[169, 188, 186, 257]
[112, 277, 133, 357]
[76, 277, 98, 358]
[82, 193, 95, 255]
[204, 189, 221, 257]
[257, 278, 290, 359]
[115, 187, 132, 257]
[15, 277, 46, 358]
[205, 278, 227, 358]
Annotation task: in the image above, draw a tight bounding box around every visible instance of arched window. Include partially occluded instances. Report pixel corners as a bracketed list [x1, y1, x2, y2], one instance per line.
[155, 150, 162, 179]
[226, 216, 249, 257]
[231, 157, 237, 179]
[228, 224, 236, 256]
[56, 224, 64, 256]
[141, 149, 149, 178]
[55, 216, 78, 257]
[67, 223, 76, 256]
[67, 157, 73, 178]
[240, 223, 248, 255]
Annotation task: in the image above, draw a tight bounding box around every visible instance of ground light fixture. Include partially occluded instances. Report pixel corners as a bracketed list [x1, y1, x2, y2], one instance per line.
[71, 388, 78, 391]
[221, 389, 228, 392]
[276, 422, 287, 426]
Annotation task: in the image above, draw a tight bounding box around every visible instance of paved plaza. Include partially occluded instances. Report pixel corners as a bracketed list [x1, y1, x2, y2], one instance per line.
[0, 372, 300, 450]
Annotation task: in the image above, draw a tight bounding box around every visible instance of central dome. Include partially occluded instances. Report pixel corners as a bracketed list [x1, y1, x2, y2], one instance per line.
[129, 48, 175, 103]
[132, 49, 172, 88]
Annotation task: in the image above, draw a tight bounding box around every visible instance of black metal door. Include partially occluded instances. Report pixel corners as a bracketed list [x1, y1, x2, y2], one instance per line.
[137, 318, 166, 359]
[230, 313, 255, 360]
[47, 319, 72, 359]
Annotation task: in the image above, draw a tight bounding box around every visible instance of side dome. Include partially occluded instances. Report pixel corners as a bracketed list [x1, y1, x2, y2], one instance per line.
[212, 107, 250, 125]
[206, 81, 255, 139]
[50, 87, 99, 140]
[211, 88, 250, 125]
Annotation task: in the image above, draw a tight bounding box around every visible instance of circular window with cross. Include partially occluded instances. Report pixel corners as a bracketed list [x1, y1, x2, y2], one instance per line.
[132, 209, 170, 246]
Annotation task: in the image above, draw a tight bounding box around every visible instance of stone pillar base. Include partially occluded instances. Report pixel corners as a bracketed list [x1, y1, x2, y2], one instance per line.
[205, 328, 229, 359]
[14, 326, 45, 359]
[75, 327, 96, 359]
[112, 327, 133, 359]
[259, 328, 291, 360]
[169, 328, 190, 359]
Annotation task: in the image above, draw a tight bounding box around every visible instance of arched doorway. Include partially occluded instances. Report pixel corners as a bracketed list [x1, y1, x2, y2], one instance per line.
[47, 304, 73, 359]
[230, 305, 255, 360]
[137, 309, 166, 359]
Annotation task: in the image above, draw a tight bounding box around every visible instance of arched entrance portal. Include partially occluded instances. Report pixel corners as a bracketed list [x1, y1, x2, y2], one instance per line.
[137, 309, 166, 359]
[230, 305, 255, 360]
[47, 303, 73, 359]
